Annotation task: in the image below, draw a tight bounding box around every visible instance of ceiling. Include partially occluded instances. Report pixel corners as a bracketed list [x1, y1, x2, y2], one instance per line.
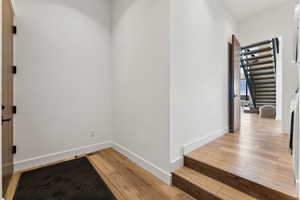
[223, 0, 292, 22]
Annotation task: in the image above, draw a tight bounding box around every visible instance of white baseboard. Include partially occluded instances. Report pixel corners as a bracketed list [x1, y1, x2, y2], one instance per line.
[183, 127, 228, 155]
[112, 143, 171, 184]
[170, 127, 228, 171]
[13, 141, 172, 184]
[170, 156, 183, 172]
[12, 130, 226, 187]
[14, 141, 113, 171]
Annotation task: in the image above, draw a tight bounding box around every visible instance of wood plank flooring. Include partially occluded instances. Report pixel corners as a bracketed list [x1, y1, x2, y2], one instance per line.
[184, 113, 297, 200]
[88, 149, 194, 200]
[5, 149, 194, 200]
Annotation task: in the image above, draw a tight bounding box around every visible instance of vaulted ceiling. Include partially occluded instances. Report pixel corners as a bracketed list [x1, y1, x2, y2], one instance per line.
[223, 0, 292, 22]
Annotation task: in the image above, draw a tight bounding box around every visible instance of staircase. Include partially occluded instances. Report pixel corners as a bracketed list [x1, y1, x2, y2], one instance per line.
[240, 39, 278, 110]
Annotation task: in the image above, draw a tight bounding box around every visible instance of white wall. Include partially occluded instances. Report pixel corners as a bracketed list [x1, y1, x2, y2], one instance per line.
[14, 0, 113, 169]
[238, 1, 298, 133]
[276, 37, 284, 121]
[112, 0, 171, 181]
[0, 0, 3, 197]
[170, 0, 237, 162]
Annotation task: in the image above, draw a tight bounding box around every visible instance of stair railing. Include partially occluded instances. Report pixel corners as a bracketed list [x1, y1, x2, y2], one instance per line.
[240, 49, 257, 108]
[271, 38, 279, 73]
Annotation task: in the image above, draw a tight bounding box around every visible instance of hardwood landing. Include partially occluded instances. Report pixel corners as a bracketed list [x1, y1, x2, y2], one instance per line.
[173, 113, 297, 200]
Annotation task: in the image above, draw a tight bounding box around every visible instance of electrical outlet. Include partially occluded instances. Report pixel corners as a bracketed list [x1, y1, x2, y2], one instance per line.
[90, 131, 95, 138]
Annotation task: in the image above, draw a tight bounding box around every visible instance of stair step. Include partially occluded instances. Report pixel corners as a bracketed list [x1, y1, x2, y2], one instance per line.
[245, 60, 274, 67]
[257, 103, 276, 107]
[256, 94, 276, 99]
[184, 156, 296, 200]
[252, 76, 275, 81]
[255, 88, 276, 91]
[257, 101, 276, 104]
[256, 99, 276, 104]
[256, 97, 276, 100]
[250, 71, 275, 76]
[241, 40, 272, 50]
[255, 90, 276, 93]
[242, 47, 273, 56]
[241, 54, 273, 62]
[254, 81, 276, 85]
[172, 167, 257, 200]
[247, 66, 274, 72]
[254, 85, 276, 89]
[256, 103, 276, 106]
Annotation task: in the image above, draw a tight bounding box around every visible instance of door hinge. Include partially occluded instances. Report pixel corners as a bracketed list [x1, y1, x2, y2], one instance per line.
[12, 106, 17, 114]
[12, 26, 17, 34]
[12, 145, 17, 154]
[12, 66, 17, 74]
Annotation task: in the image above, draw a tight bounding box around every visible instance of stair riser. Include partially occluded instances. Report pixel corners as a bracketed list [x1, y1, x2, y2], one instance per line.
[172, 174, 221, 200]
[184, 156, 295, 200]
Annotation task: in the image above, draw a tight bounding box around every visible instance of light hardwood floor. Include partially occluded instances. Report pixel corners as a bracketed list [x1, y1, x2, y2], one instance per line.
[186, 112, 297, 199]
[88, 149, 194, 200]
[5, 149, 194, 200]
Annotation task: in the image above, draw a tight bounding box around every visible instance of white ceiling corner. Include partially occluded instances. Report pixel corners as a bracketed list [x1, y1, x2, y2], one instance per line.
[223, 0, 292, 22]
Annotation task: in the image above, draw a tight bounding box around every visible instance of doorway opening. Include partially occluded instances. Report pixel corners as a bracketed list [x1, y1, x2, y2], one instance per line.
[228, 34, 297, 199]
[241, 37, 282, 121]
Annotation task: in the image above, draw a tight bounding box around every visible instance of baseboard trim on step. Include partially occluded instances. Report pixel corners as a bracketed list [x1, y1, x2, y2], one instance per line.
[112, 143, 171, 185]
[171, 157, 183, 172]
[170, 127, 228, 171]
[183, 127, 228, 155]
[14, 141, 113, 172]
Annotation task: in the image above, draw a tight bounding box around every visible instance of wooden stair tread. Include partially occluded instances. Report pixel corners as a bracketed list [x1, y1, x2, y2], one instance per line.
[245, 60, 274, 67]
[173, 167, 257, 200]
[251, 71, 275, 76]
[248, 66, 274, 71]
[254, 85, 276, 89]
[252, 77, 275, 81]
[255, 89, 276, 92]
[241, 40, 272, 50]
[242, 47, 272, 56]
[254, 81, 276, 85]
[241, 54, 273, 61]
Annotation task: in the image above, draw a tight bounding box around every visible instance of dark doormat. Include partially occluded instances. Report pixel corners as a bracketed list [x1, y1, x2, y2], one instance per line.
[13, 157, 117, 200]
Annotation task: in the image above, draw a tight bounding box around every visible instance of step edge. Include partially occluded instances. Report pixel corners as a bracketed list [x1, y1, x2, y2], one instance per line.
[173, 167, 259, 200]
[172, 171, 224, 200]
[184, 156, 298, 199]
